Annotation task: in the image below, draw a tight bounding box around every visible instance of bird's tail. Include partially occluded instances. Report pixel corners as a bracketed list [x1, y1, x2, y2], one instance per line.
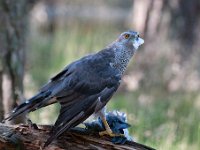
[4, 91, 52, 121]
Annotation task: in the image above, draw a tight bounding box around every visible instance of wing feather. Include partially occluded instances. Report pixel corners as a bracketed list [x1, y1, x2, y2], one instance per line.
[45, 85, 119, 147]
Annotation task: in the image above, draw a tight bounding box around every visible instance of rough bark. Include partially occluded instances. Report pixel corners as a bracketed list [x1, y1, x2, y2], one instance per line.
[0, 123, 155, 150]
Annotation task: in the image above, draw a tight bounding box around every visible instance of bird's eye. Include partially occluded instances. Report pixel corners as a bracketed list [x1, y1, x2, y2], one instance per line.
[124, 34, 130, 39]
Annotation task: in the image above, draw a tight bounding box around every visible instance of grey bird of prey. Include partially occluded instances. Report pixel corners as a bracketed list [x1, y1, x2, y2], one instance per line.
[5, 30, 144, 147]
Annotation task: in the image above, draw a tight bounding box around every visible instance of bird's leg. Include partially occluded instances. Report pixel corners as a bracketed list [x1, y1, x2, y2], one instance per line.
[99, 115, 116, 137]
[98, 108, 124, 137]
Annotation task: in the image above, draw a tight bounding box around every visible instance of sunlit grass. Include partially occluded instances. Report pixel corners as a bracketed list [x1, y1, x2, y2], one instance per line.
[108, 91, 200, 150]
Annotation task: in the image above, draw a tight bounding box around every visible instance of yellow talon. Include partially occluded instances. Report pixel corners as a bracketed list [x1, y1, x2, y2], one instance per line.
[99, 130, 124, 137]
[99, 116, 124, 137]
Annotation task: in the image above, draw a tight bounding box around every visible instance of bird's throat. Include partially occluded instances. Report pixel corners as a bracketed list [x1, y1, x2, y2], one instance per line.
[111, 47, 134, 75]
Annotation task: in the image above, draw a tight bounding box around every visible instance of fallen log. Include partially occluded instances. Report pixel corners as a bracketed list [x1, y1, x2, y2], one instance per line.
[0, 123, 155, 150]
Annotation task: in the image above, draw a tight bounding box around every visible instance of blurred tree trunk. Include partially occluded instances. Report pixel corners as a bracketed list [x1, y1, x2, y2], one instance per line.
[131, 0, 165, 39]
[0, 61, 3, 121]
[0, 0, 38, 124]
[168, 0, 200, 60]
[0, 0, 27, 124]
[132, 0, 200, 61]
[130, 0, 200, 91]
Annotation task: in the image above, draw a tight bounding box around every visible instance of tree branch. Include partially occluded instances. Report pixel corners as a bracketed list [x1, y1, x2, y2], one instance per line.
[0, 123, 155, 150]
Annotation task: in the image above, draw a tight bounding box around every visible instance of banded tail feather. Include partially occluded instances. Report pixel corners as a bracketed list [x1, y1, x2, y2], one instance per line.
[4, 91, 52, 121]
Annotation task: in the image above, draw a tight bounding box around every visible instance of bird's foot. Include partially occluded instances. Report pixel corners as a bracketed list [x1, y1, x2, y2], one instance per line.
[99, 114, 124, 137]
[99, 128, 124, 137]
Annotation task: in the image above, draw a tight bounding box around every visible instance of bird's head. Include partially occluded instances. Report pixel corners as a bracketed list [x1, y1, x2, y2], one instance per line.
[116, 30, 144, 52]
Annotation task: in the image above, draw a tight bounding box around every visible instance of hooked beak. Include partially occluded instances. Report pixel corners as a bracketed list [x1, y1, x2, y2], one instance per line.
[133, 37, 144, 50]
